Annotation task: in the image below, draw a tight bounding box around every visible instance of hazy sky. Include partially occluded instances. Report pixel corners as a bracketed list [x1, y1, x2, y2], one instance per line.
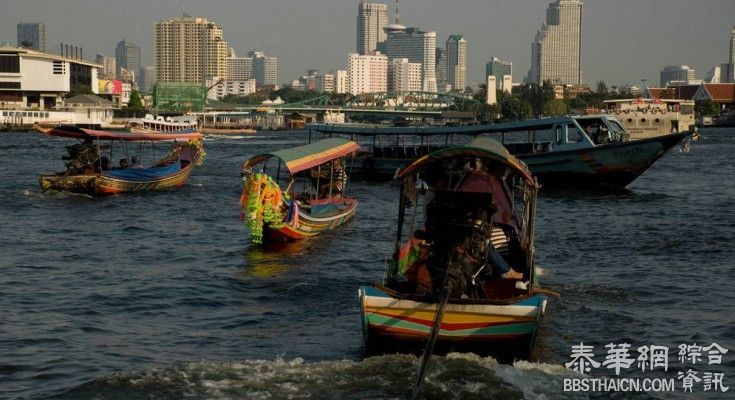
[2, 0, 734, 87]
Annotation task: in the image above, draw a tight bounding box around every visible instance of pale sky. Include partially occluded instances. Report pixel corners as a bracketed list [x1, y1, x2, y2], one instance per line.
[2, 0, 733, 87]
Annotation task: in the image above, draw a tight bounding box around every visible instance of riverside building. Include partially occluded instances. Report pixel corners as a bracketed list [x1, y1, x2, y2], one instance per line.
[384, 27, 437, 92]
[347, 52, 388, 95]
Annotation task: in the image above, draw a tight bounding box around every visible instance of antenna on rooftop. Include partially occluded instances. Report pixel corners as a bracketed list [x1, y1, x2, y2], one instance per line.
[396, 0, 400, 24]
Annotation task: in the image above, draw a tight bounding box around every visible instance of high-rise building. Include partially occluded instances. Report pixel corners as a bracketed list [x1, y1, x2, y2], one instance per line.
[727, 26, 735, 83]
[357, 1, 389, 55]
[249, 51, 278, 86]
[17, 23, 46, 52]
[142, 66, 156, 93]
[316, 72, 335, 93]
[385, 27, 437, 92]
[659, 65, 697, 87]
[228, 57, 253, 81]
[486, 57, 512, 92]
[154, 16, 229, 83]
[95, 54, 116, 80]
[115, 40, 141, 83]
[446, 35, 466, 92]
[435, 48, 448, 91]
[527, 0, 583, 85]
[334, 69, 348, 94]
[348, 52, 388, 94]
[389, 58, 422, 92]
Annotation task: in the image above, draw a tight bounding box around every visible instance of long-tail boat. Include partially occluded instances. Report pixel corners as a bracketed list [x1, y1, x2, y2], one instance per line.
[308, 115, 693, 188]
[240, 137, 360, 244]
[359, 137, 550, 358]
[35, 124, 204, 196]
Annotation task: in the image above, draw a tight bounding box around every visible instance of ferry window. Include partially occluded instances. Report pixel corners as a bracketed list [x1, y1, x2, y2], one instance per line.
[567, 124, 584, 143]
[627, 118, 633, 123]
[641, 118, 646, 123]
[655, 118, 660, 123]
[1, 112, 5, 116]
[555, 125, 563, 144]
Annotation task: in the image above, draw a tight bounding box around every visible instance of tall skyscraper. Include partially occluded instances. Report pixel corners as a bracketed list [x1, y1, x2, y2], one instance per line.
[385, 27, 437, 92]
[435, 48, 448, 91]
[17, 23, 47, 52]
[486, 57, 512, 91]
[249, 51, 278, 86]
[659, 65, 697, 87]
[348, 52, 388, 94]
[527, 0, 583, 85]
[154, 16, 229, 83]
[356, 1, 389, 55]
[446, 35, 466, 92]
[115, 40, 141, 83]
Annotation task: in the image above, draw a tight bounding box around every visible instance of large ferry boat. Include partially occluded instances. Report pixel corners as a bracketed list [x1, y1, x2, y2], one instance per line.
[600, 98, 695, 140]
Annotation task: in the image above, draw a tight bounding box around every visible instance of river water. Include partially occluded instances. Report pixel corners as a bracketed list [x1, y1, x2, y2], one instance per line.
[0, 128, 733, 399]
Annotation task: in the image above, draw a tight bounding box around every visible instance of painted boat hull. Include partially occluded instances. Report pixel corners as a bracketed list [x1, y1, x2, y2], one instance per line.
[264, 198, 357, 242]
[359, 285, 546, 357]
[39, 161, 195, 196]
[519, 131, 690, 188]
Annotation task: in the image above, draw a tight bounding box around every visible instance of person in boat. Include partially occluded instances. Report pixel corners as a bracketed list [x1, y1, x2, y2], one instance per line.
[98, 156, 111, 172]
[118, 158, 129, 169]
[130, 155, 144, 169]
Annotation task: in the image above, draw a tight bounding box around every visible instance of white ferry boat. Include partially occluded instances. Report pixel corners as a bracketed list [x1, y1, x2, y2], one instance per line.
[601, 98, 695, 140]
[127, 114, 198, 134]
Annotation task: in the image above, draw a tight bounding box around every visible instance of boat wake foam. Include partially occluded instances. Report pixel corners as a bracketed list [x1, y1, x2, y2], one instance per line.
[55, 354, 598, 400]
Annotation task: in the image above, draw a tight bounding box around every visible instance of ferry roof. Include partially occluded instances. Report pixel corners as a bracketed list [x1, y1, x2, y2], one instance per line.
[308, 117, 580, 136]
[40, 125, 202, 141]
[395, 136, 536, 185]
[243, 137, 360, 175]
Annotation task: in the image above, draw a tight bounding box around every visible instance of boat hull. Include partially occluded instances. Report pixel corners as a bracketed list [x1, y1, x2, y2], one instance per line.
[264, 198, 358, 242]
[519, 131, 690, 188]
[359, 285, 546, 357]
[39, 162, 195, 196]
[350, 131, 690, 187]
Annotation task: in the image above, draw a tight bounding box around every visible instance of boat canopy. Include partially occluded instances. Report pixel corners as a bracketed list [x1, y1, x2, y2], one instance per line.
[243, 137, 360, 175]
[307, 118, 578, 137]
[40, 125, 202, 142]
[395, 136, 537, 185]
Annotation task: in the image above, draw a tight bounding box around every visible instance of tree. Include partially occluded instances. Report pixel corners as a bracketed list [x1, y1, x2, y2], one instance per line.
[128, 90, 144, 110]
[501, 97, 532, 121]
[543, 98, 568, 117]
[694, 100, 720, 117]
[596, 81, 609, 95]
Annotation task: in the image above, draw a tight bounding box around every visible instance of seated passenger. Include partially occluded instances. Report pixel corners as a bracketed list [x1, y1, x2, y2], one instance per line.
[130, 156, 144, 169]
[118, 158, 129, 169]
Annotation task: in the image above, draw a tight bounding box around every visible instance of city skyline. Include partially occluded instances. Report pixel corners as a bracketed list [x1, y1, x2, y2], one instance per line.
[1, 0, 734, 87]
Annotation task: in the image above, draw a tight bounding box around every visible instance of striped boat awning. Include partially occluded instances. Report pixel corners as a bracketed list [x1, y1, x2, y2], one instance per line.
[243, 137, 360, 174]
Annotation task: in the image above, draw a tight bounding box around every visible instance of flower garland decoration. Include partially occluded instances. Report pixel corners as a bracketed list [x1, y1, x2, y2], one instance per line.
[240, 172, 285, 244]
[182, 140, 206, 166]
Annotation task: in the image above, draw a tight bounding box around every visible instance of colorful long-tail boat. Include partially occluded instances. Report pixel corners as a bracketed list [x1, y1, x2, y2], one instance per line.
[240, 137, 360, 244]
[35, 124, 204, 196]
[359, 137, 550, 358]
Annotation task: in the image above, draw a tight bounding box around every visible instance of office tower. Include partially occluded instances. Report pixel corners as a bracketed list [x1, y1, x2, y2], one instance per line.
[347, 52, 388, 94]
[249, 51, 278, 86]
[435, 48, 448, 91]
[17, 23, 47, 52]
[446, 35, 466, 92]
[357, 1, 389, 55]
[527, 0, 583, 85]
[95, 54, 117, 80]
[115, 40, 141, 83]
[228, 57, 253, 81]
[389, 58, 422, 92]
[659, 65, 697, 87]
[486, 57, 512, 92]
[385, 27, 437, 92]
[154, 16, 229, 83]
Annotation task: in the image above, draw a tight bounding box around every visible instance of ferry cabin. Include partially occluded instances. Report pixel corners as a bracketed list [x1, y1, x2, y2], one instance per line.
[602, 98, 695, 139]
